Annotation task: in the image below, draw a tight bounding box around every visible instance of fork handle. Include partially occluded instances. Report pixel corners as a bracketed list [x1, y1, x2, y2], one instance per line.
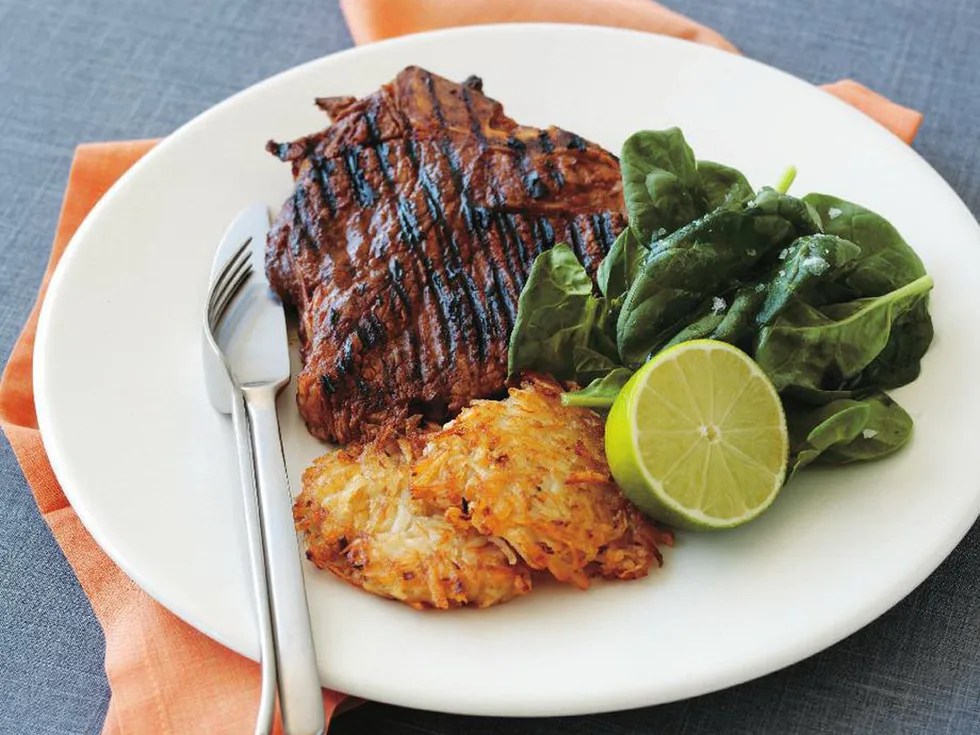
[230, 390, 278, 735]
[241, 383, 326, 735]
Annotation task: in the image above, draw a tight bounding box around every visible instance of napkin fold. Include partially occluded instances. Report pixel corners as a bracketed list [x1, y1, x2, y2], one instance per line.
[0, 142, 345, 734]
[0, 1, 923, 733]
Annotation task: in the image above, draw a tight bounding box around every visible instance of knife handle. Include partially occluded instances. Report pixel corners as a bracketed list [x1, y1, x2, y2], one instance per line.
[241, 384, 325, 735]
[230, 390, 278, 735]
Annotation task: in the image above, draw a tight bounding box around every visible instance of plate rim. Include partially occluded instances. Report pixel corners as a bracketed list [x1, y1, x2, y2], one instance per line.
[33, 22, 980, 716]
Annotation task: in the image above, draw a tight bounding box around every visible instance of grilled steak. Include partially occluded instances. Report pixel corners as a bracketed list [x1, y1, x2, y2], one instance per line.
[266, 66, 625, 444]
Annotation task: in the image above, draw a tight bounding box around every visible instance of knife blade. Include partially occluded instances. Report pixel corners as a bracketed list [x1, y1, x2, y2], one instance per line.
[202, 202, 282, 412]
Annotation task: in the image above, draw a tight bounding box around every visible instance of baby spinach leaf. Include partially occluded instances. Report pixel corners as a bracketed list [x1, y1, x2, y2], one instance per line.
[507, 244, 619, 382]
[561, 367, 634, 410]
[597, 228, 646, 301]
[755, 274, 934, 393]
[664, 311, 726, 348]
[665, 234, 862, 351]
[616, 206, 806, 365]
[747, 188, 823, 236]
[860, 299, 934, 389]
[803, 194, 926, 296]
[697, 160, 754, 211]
[804, 194, 934, 391]
[572, 346, 621, 384]
[786, 393, 913, 476]
[733, 234, 859, 335]
[619, 129, 757, 246]
[787, 398, 870, 475]
[621, 128, 701, 243]
[817, 393, 913, 464]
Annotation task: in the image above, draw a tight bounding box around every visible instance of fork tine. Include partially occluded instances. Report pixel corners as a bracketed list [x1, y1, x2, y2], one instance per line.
[214, 238, 252, 290]
[208, 239, 253, 324]
[209, 255, 253, 326]
[208, 240, 252, 311]
[210, 264, 254, 330]
[203, 238, 256, 389]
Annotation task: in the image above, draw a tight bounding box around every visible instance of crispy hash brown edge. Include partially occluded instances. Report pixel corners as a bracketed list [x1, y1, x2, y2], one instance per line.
[411, 375, 673, 590]
[294, 423, 533, 610]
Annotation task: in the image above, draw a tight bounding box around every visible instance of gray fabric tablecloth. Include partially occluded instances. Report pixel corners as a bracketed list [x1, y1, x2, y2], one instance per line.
[1, 0, 978, 732]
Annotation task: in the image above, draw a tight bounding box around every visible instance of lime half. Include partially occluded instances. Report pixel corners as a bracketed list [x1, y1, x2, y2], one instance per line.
[606, 340, 788, 531]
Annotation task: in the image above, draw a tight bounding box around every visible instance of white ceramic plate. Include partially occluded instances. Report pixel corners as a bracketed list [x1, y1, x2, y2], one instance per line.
[34, 24, 980, 716]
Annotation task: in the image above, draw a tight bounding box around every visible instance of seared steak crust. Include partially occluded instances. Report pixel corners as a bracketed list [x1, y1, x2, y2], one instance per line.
[266, 66, 625, 444]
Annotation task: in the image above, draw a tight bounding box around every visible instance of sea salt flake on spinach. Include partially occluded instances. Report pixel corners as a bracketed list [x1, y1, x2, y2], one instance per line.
[616, 203, 813, 365]
[664, 234, 862, 352]
[803, 193, 934, 391]
[786, 392, 913, 476]
[803, 193, 927, 296]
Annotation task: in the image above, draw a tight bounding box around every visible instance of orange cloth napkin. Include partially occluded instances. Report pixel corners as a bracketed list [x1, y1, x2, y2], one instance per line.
[0, 142, 346, 733]
[0, 2, 923, 733]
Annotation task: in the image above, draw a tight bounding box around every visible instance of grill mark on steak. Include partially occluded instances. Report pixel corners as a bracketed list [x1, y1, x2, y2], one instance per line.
[531, 216, 556, 253]
[293, 183, 319, 255]
[421, 69, 493, 362]
[387, 258, 412, 309]
[363, 106, 431, 379]
[459, 85, 489, 148]
[411, 141, 463, 363]
[536, 131, 565, 189]
[459, 84, 515, 335]
[366, 111, 425, 252]
[506, 134, 551, 202]
[396, 136, 454, 370]
[265, 67, 626, 444]
[405, 328, 424, 385]
[566, 217, 587, 264]
[311, 157, 339, 218]
[589, 213, 614, 253]
[401, 139, 459, 367]
[501, 213, 530, 273]
[341, 145, 378, 208]
[602, 211, 617, 248]
[489, 212, 525, 307]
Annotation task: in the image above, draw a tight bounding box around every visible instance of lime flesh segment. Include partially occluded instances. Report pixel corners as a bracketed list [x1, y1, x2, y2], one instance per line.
[606, 340, 788, 530]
